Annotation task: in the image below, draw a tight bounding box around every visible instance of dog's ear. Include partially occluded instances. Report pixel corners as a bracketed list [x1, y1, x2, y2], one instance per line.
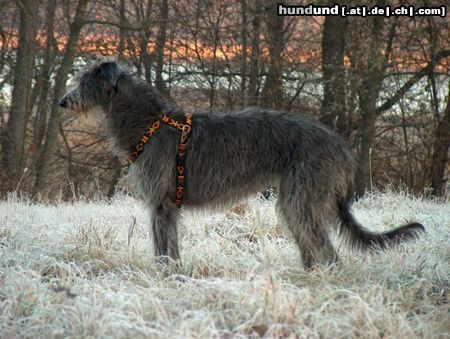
[98, 61, 119, 88]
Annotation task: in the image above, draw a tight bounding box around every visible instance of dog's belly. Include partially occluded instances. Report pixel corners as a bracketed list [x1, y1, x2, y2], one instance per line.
[183, 139, 287, 207]
[185, 166, 279, 208]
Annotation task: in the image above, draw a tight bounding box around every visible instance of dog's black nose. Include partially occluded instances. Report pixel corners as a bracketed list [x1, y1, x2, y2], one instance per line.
[59, 98, 68, 108]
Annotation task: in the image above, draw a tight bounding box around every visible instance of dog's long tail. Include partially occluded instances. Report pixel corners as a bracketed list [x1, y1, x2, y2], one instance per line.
[338, 198, 425, 250]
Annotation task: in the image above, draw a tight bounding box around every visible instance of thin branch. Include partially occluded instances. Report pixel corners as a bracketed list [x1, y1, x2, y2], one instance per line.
[376, 49, 450, 114]
[82, 20, 142, 31]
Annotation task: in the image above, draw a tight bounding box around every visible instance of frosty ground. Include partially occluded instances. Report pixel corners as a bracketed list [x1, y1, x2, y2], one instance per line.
[0, 191, 448, 338]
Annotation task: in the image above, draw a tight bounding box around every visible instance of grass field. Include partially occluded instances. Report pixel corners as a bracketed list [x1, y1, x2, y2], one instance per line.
[0, 191, 448, 338]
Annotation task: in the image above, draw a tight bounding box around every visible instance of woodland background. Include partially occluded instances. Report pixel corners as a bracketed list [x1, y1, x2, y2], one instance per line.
[0, 0, 449, 200]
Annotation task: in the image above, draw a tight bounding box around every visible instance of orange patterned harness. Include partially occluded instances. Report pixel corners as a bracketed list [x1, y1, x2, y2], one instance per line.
[129, 112, 193, 208]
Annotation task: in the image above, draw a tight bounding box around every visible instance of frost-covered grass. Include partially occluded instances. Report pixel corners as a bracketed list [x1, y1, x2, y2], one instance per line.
[0, 192, 448, 338]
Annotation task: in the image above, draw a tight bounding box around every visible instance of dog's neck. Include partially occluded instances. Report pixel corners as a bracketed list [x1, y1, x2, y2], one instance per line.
[102, 75, 174, 156]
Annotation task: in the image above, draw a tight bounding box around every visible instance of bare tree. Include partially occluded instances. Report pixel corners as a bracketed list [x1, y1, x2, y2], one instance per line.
[430, 81, 450, 196]
[320, 14, 347, 136]
[1, 0, 38, 186]
[128, 0, 154, 83]
[33, 0, 57, 161]
[351, 0, 387, 197]
[239, 0, 248, 103]
[117, 0, 127, 60]
[155, 0, 169, 93]
[35, 0, 89, 192]
[247, 0, 261, 106]
[260, 0, 284, 109]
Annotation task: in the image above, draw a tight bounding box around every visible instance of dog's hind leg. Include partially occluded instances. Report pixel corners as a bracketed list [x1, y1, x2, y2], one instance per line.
[151, 200, 181, 264]
[277, 167, 338, 270]
[297, 225, 337, 270]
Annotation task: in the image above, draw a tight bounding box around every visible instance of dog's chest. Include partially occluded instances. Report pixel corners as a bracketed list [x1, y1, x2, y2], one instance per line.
[126, 164, 147, 198]
[126, 159, 173, 203]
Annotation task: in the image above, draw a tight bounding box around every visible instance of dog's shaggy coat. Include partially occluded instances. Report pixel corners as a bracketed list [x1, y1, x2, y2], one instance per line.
[59, 60, 425, 269]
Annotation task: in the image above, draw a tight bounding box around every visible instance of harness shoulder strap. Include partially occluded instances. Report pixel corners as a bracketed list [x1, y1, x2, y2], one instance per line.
[174, 113, 192, 207]
[129, 112, 193, 208]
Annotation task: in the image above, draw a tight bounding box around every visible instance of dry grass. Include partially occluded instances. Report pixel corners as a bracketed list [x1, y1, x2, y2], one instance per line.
[0, 191, 448, 338]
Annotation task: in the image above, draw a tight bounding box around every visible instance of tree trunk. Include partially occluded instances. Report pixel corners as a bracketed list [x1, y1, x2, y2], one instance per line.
[260, 0, 284, 109]
[106, 0, 127, 198]
[239, 0, 248, 104]
[33, 0, 57, 159]
[1, 0, 38, 186]
[140, 0, 154, 84]
[320, 15, 347, 136]
[430, 81, 450, 196]
[354, 2, 386, 197]
[356, 95, 378, 196]
[247, 0, 261, 106]
[34, 0, 89, 192]
[155, 0, 169, 93]
[118, 0, 126, 60]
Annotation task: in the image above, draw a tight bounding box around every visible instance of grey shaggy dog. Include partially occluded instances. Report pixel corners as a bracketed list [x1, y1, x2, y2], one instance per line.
[60, 60, 425, 270]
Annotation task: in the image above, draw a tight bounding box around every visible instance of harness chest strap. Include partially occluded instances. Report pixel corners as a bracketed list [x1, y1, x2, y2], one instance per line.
[129, 113, 193, 208]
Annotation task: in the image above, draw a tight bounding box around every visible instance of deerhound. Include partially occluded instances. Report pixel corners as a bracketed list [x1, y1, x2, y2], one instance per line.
[59, 60, 425, 270]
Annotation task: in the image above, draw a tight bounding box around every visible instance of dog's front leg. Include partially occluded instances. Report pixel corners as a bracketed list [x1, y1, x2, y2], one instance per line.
[151, 201, 181, 265]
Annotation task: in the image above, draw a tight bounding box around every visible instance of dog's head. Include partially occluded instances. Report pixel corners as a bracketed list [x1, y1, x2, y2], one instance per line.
[59, 60, 120, 114]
